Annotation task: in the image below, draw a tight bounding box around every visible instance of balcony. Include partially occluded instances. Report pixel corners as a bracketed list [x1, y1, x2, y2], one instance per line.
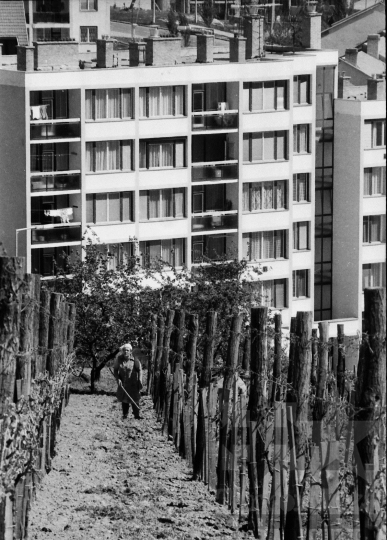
[33, 12, 70, 23]
[32, 225, 82, 245]
[192, 162, 238, 182]
[192, 111, 238, 131]
[31, 173, 80, 193]
[30, 122, 80, 141]
[192, 212, 238, 232]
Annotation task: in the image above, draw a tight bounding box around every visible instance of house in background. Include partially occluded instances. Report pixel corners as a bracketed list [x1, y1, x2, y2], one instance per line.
[0, 1, 28, 64]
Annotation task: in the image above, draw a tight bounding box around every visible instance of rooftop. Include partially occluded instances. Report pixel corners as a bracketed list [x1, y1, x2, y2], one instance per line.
[0, 0, 28, 46]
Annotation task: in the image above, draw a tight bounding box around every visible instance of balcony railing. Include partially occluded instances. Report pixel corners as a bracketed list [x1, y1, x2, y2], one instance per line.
[30, 122, 80, 141]
[31, 173, 80, 193]
[33, 12, 70, 23]
[192, 112, 238, 131]
[32, 226, 82, 245]
[31, 154, 72, 174]
[192, 162, 238, 182]
[192, 213, 238, 232]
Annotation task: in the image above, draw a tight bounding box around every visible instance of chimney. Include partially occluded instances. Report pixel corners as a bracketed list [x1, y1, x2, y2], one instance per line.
[367, 34, 380, 59]
[243, 15, 264, 59]
[338, 72, 351, 98]
[17, 46, 35, 71]
[300, 12, 322, 50]
[230, 35, 246, 63]
[129, 41, 146, 67]
[145, 35, 181, 66]
[367, 74, 386, 101]
[345, 48, 358, 66]
[197, 34, 214, 63]
[97, 39, 115, 68]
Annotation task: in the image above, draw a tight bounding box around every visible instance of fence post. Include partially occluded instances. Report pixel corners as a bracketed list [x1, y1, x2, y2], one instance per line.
[47, 293, 63, 377]
[172, 310, 185, 371]
[147, 314, 157, 394]
[286, 317, 297, 402]
[31, 275, 41, 380]
[17, 273, 35, 398]
[194, 311, 217, 480]
[217, 314, 243, 504]
[312, 321, 329, 445]
[38, 289, 50, 376]
[271, 313, 282, 404]
[311, 328, 318, 387]
[159, 309, 174, 419]
[67, 303, 76, 355]
[284, 406, 303, 540]
[0, 257, 25, 415]
[153, 315, 165, 409]
[248, 306, 268, 535]
[355, 287, 386, 540]
[337, 324, 345, 399]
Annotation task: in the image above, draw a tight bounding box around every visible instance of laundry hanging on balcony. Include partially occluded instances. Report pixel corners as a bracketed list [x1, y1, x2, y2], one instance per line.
[44, 208, 73, 223]
[30, 104, 49, 120]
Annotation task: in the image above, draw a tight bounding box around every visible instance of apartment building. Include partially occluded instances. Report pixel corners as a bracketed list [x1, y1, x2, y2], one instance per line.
[332, 75, 386, 326]
[0, 11, 342, 329]
[23, 0, 111, 52]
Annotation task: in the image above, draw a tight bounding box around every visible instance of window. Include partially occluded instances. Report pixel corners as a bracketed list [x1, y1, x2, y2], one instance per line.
[85, 89, 133, 120]
[139, 188, 186, 220]
[86, 140, 133, 172]
[293, 125, 310, 154]
[31, 142, 70, 173]
[363, 215, 386, 243]
[80, 26, 97, 42]
[86, 192, 133, 223]
[242, 230, 286, 261]
[362, 262, 386, 289]
[139, 86, 185, 118]
[293, 75, 311, 105]
[293, 173, 310, 202]
[34, 28, 70, 41]
[364, 120, 386, 148]
[243, 131, 288, 162]
[293, 270, 309, 298]
[30, 90, 68, 120]
[293, 222, 310, 250]
[242, 80, 288, 112]
[139, 139, 185, 169]
[259, 279, 287, 308]
[80, 0, 97, 9]
[243, 181, 287, 212]
[364, 167, 386, 196]
[95, 242, 135, 270]
[140, 239, 185, 267]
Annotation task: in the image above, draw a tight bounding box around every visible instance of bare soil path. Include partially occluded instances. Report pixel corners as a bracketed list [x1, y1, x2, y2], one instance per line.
[29, 386, 252, 540]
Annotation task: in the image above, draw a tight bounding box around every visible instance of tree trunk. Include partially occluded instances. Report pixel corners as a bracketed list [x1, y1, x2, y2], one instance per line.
[271, 313, 282, 404]
[312, 322, 329, 445]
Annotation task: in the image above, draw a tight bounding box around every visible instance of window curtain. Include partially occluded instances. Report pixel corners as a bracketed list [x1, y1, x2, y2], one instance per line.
[149, 144, 160, 168]
[107, 89, 120, 119]
[243, 135, 250, 162]
[369, 216, 380, 242]
[121, 141, 132, 170]
[252, 133, 263, 161]
[85, 90, 93, 120]
[251, 83, 263, 110]
[242, 84, 250, 112]
[161, 239, 173, 264]
[250, 232, 261, 260]
[243, 184, 250, 211]
[174, 188, 184, 217]
[299, 76, 308, 104]
[161, 143, 173, 167]
[261, 281, 273, 307]
[299, 125, 308, 152]
[175, 86, 184, 116]
[263, 183, 273, 209]
[274, 231, 283, 258]
[264, 132, 275, 160]
[364, 169, 372, 195]
[276, 181, 285, 208]
[264, 82, 275, 110]
[293, 126, 298, 153]
[108, 193, 120, 221]
[121, 89, 132, 118]
[149, 190, 159, 219]
[122, 192, 131, 221]
[275, 279, 286, 307]
[161, 189, 172, 218]
[173, 238, 184, 267]
[160, 87, 173, 115]
[298, 175, 307, 201]
[293, 76, 299, 105]
[95, 89, 106, 120]
[262, 231, 274, 259]
[107, 140, 120, 170]
[276, 81, 285, 109]
[149, 87, 160, 117]
[175, 141, 184, 167]
[363, 121, 372, 149]
[251, 184, 261, 211]
[86, 142, 94, 172]
[139, 141, 147, 168]
[86, 194, 94, 223]
[95, 193, 107, 222]
[363, 218, 369, 243]
[139, 88, 147, 118]
[298, 222, 308, 250]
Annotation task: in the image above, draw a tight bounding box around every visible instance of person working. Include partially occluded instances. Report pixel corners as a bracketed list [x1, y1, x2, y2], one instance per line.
[113, 343, 143, 420]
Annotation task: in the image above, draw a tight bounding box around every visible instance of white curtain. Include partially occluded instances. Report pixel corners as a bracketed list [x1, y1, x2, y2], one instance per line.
[264, 132, 275, 161]
[122, 192, 131, 221]
[95, 193, 107, 222]
[149, 144, 160, 168]
[161, 143, 173, 167]
[276, 181, 285, 209]
[262, 231, 274, 259]
[276, 131, 286, 160]
[175, 86, 184, 116]
[275, 279, 286, 308]
[121, 141, 132, 170]
[108, 140, 120, 170]
[275, 231, 283, 258]
[149, 190, 159, 219]
[107, 89, 120, 119]
[175, 141, 184, 167]
[261, 281, 273, 307]
[160, 87, 173, 116]
[264, 82, 275, 110]
[161, 239, 173, 265]
[173, 238, 184, 267]
[298, 175, 307, 201]
[86, 142, 94, 172]
[139, 88, 147, 118]
[174, 188, 184, 218]
[263, 183, 273, 209]
[161, 189, 172, 218]
[243, 184, 250, 211]
[250, 232, 261, 260]
[251, 133, 263, 161]
[298, 222, 308, 250]
[95, 89, 106, 120]
[251, 184, 261, 211]
[85, 90, 93, 120]
[121, 89, 132, 118]
[299, 125, 308, 153]
[149, 87, 160, 117]
[251, 83, 263, 111]
[299, 76, 308, 104]
[95, 141, 107, 171]
[108, 193, 120, 221]
[276, 81, 285, 110]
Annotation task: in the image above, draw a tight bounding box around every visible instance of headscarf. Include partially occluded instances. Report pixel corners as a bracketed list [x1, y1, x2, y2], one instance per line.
[120, 343, 132, 352]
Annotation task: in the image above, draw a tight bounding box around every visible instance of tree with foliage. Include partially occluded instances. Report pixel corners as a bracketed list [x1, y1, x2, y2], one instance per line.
[167, 9, 179, 36]
[53, 234, 262, 391]
[200, 0, 217, 28]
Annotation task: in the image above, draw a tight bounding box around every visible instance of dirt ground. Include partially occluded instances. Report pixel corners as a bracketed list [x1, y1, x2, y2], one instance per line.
[29, 370, 253, 540]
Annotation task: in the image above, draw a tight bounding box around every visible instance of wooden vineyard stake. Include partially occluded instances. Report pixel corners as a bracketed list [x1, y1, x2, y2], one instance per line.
[171, 310, 185, 371]
[306, 444, 321, 540]
[312, 321, 329, 445]
[0, 257, 25, 416]
[311, 328, 318, 387]
[4, 494, 13, 540]
[153, 315, 165, 409]
[186, 314, 198, 397]
[47, 293, 63, 377]
[230, 376, 239, 513]
[337, 324, 345, 398]
[323, 441, 341, 540]
[38, 288, 50, 376]
[202, 388, 209, 484]
[271, 313, 282, 404]
[172, 363, 180, 441]
[248, 420, 259, 535]
[160, 310, 174, 418]
[18, 273, 37, 397]
[344, 390, 355, 468]
[284, 406, 303, 540]
[268, 402, 282, 540]
[239, 394, 248, 522]
[280, 402, 288, 536]
[162, 368, 172, 436]
[176, 368, 184, 450]
[147, 314, 157, 393]
[208, 383, 217, 491]
[183, 402, 193, 467]
[217, 314, 243, 505]
[191, 373, 198, 462]
[352, 464, 360, 538]
[286, 317, 297, 401]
